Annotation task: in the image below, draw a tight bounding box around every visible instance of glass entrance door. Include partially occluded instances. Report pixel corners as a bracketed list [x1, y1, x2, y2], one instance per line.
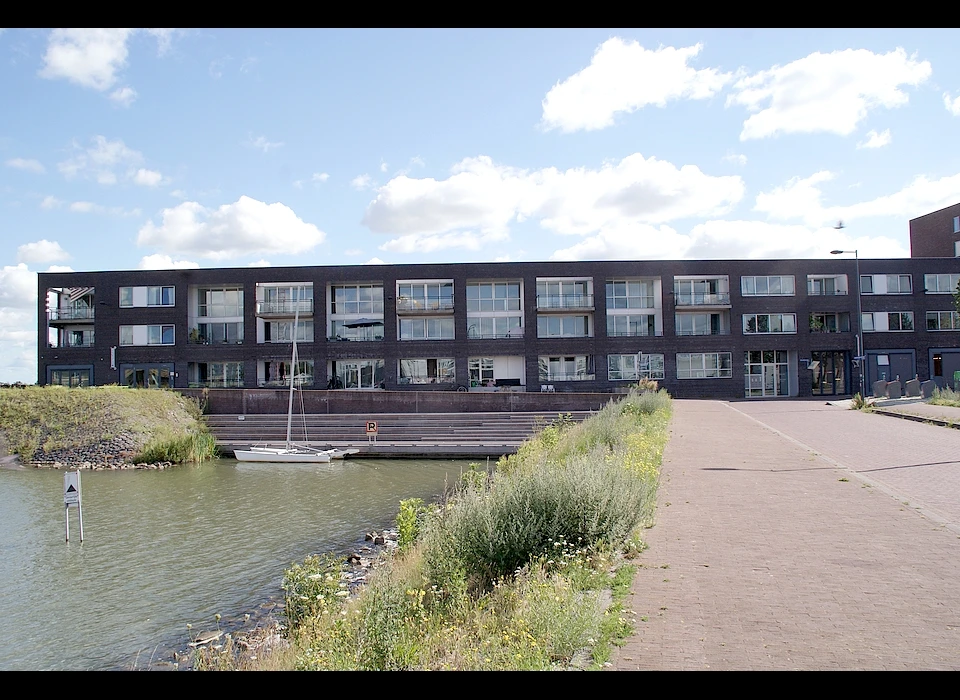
[811, 351, 846, 395]
[744, 351, 789, 397]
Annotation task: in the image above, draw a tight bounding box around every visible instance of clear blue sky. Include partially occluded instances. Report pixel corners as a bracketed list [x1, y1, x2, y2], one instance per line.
[2, 28, 959, 382]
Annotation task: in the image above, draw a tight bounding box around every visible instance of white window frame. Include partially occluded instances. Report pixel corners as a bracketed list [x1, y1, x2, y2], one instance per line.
[147, 286, 175, 306]
[740, 275, 795, 297]
[398, 358, 456, 384]
[148, 324, 175, 345]
[926, 311, 960, 331]
[399, 317, 455, 340]
[924, 274, 960, 294]
[607, 353, 665, 381]
[677, 352, 733, 379]
[536, 314, 591, 338]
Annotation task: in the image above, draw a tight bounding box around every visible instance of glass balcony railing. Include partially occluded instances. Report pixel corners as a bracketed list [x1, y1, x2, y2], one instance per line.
[396, 297, 454, 313]
[674, 293, 730, 306]
[536, 294, 594, 310]
[48, 308, 95, 322]
[537, 373, 596, 381]
[256, 300, 314, 316]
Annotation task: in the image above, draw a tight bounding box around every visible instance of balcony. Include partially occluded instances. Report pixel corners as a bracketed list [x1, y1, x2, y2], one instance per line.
[675, 328, 731, 336]
[807, 288, 848, 296]
[673, 293, 730, 307]
[256, 300, 314, 317]
[48, 308, 95, 324]
[607, 330, 664, 337]
[537, 373, 596, 382]
[536, 294, 595, 311]
[396, 297, 454, 314]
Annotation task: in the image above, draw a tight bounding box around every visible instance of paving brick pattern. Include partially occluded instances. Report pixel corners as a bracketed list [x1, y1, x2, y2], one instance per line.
[611, 399, 960, 671]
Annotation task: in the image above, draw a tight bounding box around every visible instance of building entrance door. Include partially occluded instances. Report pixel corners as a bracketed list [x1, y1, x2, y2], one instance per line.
[810, 351, 846, 395]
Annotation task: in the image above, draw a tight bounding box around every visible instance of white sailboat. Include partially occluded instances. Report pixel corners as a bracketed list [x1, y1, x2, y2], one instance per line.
[235, 288, 332, 463]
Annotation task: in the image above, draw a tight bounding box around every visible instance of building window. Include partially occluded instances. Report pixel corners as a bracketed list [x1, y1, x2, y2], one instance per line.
[538, 355, 593, 381]
[743, 350, 789, 397]
[537, 280, 592, 309]
[259, 284, 313, 315]
[809, 312, 850, 333]
[331, 360, 384, 389]
[677, 352, 733, 379]
[674, 277, 729, 305]
[192, 322, 243, 344]
[50, 368, 91, 387]
[860, 274, 912, 294]
[331, 284, 384, 314]
[264, 320, 313, 343]
[190, 362, 244, 388]
[675, 313, 726, 336]
[607, 314, 657, 337]
[862, 312, 913, 332]
[926, 311, 960, 331]
[399, 317, 455, 340]
[607, 353, 665, 381]
[537, 315, 590, 338]
[467, 282, 521, 312]
[954, 216, 960, 234]
[148, 325, 175, 345]
[397, 282, 454, 312]
[606, 280, 656, 308]
[807, 275, 847, 296]
[147, 286, 175, 306]
[467, 316, 522, 339]
[119, 287, 133, 307]
[119, 326, 134, 346]
[924, 274, 960, 294]
[261, 359, 313, 387]
[742, 313, 797, 334]
[468, 357, 495, 384]
[398, 358, 456, 384]
[740, 275, 795, 296]
[198, 287, 243, 317]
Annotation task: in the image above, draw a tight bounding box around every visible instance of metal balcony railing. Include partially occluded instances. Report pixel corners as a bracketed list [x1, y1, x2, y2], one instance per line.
[807, 288, 848, 296]
[536, 294, 594, 310]
[537, 373, 596, 381]
[676, 328, 731, 336]
[607, 330, 664, 337]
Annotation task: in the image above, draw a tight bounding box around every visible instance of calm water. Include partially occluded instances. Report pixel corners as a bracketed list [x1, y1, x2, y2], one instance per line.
[0, 457, 472, 670]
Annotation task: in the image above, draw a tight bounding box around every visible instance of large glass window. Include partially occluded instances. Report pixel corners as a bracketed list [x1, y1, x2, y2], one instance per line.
[194, 322, 243, 344]
[331, 360, 384, 389]
[927, 311, 960, 330]
[148, 325, 175, 345]
[190, 362, 244, 388]
[887, 312, 914, 331]
[607, 353, 665, 381]
[198, 287, 243, 317]
[742, 313, 797, 334]
[50, 368, 91, 387]
[674, 278, 728, 305]
[538, 355, 593, 381]
[537, 280, 591, 309]
[467, 316, 522, 338]
[119, 326, 134, 346]
[468, 357, 495, 384]
[398, 358, 456, 384]
[537, 315, 590, 338]
[331, 284, 384, 314]
[147, 286, 175, 306]
[924, 274, 960, 294]
[399, 318, 455, 340]
[265, 320, 313, 343]
[119, 287, 133, 307]
[607, 314, 656, 337]
[677, 352, 733, 379]
[261, 359, 313, 387]
[466, 282, 521, 312]
[740, 275, 795, 296]
[261, 285, 313, 314]
[675, 313, 724, 336]
[397, 282, 453, 312]
[606, 280, 656, 308]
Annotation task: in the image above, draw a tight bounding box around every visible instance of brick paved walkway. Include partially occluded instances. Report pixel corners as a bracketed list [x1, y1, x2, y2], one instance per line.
[611, 399, 960, 671]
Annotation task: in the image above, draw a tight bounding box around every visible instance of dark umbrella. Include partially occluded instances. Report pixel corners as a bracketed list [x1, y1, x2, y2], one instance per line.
[343, 318, 384, 328]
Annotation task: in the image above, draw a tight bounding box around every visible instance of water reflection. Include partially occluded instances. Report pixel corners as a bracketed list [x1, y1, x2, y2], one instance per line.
[0, 457, 471, 670]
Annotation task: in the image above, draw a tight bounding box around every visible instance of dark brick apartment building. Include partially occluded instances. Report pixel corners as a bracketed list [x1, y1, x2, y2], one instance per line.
[38, 210, 960, 401]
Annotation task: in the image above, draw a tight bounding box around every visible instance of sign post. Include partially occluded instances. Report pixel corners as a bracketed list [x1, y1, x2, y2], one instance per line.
[366, 420, 378, 444]
[64, 470, 83, 542]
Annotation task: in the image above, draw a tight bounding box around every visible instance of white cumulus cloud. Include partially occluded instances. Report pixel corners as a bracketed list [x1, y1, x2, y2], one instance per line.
[351, 174, 373, 190]
[755, 169, 960, 228]
[133, 168, 163, 187]
[58, 135, 147, 185]
[136, 196, 326, 260]
[39, 195, 62, 209]
[109, 86, 137, 107]
[39, 28, 134, 91]
[379, 230, 509, 255]
[728, 48, 931, 140]
[943, 92, 960, 116]
[245, 134, 284, 153]
[68, 201, 141, 217]
[312, 172, 330, 183]
[362, 153, 744, 241]
[857, 128, 892, 149]
[6, 158, 45, 174]
[18, 240, 69, 264]
[138, 254, 200, 270]
[541, 38, 731, 132]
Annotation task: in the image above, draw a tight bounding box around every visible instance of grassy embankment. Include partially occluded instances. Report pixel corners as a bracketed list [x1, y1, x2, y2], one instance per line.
[198, 387, 672, 671]
[0, 385, 217, 465]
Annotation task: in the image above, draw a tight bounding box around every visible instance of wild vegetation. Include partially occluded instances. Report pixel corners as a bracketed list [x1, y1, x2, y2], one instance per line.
[201, 387, 671, 671]
[930, 386, 960, 408]
[0, 385, 217, 465]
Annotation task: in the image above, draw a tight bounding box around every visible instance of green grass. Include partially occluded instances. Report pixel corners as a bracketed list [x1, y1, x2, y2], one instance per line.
[219, 387, 672, 671]
[0, 385, 217, 464]
[930, 386, 960, 408]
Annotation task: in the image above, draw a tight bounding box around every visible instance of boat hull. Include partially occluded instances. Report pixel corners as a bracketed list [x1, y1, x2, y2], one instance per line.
[234, 448, 331, 463]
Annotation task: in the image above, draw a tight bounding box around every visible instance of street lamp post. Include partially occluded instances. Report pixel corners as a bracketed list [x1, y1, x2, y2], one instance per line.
[830, 249, 863, 397]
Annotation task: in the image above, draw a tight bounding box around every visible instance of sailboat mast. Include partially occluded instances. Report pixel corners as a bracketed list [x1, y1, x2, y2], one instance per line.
[285, 286, 301, 449]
